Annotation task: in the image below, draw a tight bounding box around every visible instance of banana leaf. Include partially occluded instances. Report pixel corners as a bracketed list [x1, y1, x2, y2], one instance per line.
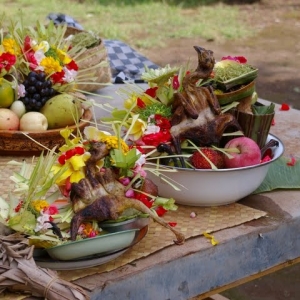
[253, 156, 300, 194]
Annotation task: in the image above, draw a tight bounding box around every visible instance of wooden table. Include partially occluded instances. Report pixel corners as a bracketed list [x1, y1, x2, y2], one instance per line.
[60, 85, 300, 300]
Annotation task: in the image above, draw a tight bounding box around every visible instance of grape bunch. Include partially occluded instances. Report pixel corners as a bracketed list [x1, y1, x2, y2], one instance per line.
[19, 71, 57, 111]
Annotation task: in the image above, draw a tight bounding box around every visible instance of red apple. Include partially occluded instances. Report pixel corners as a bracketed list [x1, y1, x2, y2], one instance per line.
[224, 137, 261, 168]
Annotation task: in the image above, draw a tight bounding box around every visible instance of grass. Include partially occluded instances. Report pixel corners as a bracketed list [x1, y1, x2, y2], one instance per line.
[0, 0, 256, 50]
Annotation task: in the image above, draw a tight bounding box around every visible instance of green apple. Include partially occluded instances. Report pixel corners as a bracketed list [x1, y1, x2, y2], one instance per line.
[40, 93, 83, 129]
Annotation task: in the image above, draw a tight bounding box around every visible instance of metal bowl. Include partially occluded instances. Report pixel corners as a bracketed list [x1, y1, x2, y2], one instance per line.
[146, 134, 284, 206]
[99, 217, 150, 233]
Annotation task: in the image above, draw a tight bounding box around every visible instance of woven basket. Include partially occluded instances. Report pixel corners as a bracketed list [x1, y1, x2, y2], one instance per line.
[65, 27, 111, 92]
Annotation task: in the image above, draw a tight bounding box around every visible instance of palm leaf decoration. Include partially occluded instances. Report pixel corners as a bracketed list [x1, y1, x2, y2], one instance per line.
[141, 65, 179, 85]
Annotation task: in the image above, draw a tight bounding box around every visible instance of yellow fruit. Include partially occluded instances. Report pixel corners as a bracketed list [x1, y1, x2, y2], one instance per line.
[0, 79, 15, 108]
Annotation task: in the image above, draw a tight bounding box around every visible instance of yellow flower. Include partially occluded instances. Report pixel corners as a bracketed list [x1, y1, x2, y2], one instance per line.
[31, 200, 49, 213]
[83, 126, 129, 153]
[126, 118, 147, 140]
[101, 135, 129, 153]
[32, 41, 50, 53]
[40, 56, 62, 75]
[124, 93, 139, 110]
[56, 48, 72, 65]
[52, 152, 91, 185]
[59, 128, 81, 152]
[124, 93, 153, 112]
[2, 38, 21, 55]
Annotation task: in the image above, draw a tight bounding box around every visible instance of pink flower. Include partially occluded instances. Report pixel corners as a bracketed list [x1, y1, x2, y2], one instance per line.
[44, 205, 59, 215]
[221, 56, 247, 64]
[125, 189, 135, 198]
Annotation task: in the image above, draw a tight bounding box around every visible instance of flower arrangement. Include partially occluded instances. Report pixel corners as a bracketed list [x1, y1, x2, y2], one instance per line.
[213, 55, 258, 91]
[0, 120, 180, 249]
[0, 16, 109, 134]
[102, 46, 275, 171]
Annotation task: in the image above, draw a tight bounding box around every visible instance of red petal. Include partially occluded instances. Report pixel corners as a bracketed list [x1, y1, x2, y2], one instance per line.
[271, 118, 275, 126]
[287, 156, 296, 166]
[168, 222, 177, 227]
[280, 103, 290, 111]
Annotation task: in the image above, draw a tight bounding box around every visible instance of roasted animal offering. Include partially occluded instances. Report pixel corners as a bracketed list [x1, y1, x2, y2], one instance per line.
[70, 142, 185, 245]
[170, 46, 241, 166]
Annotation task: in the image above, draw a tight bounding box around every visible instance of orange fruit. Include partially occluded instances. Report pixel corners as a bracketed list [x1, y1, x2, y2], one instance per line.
[0, 79, 15, 108]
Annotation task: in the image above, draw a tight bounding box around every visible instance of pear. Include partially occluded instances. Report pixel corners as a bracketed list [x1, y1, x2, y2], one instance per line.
[40, 93, 83, 129]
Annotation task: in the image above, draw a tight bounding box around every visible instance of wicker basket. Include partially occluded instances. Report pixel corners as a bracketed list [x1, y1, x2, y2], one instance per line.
[0, 109, 92, 156]
[65, 27, 112, 92]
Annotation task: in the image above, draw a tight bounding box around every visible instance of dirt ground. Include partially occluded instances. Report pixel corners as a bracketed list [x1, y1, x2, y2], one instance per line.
[143, 0, 300, 110]
[144, 1, 300, 299]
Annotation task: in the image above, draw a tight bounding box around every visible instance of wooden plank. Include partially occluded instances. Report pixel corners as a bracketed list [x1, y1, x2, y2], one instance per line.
[191, 258, 300, 300]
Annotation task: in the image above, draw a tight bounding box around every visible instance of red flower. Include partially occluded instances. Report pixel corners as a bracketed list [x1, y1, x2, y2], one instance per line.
[172, 75, 180, 90]
[142, 131, 171, 147]
[44, 205, 59, 215]
[221, 56, 247, 63]
[51, 70, 65, 84]
[280, 103, 290, 111]
[14, 200, 24, 213]
[155, 206, 167, 217]
[154, 114, 171, 130]
[23, 36, 32, 52]
[134, 192, 153, 208]
[137, 98, 146, 108]
[145, 87, 158, 98]
[60, 177, 72, 197]
[0, 53, 16, 72]
[66, 60, 78, 71]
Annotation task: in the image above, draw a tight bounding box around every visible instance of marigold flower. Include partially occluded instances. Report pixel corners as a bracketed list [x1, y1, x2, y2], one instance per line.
[40, 56, 62, 75]
[31, 199, 49, 213]
[2, 38, 21, 55]
[101, 135, 129, 153]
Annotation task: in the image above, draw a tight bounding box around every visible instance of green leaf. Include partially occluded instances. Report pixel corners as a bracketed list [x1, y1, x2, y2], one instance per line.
[252, 103, 275, 115]
[8, 210, 36, 234]
[154, 197, 178, 211]
[110, 148, 141, 175]
[253, 156, 300, 194]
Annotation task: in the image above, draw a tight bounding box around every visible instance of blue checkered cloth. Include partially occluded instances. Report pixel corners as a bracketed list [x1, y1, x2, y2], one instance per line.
[47, 13, 159, 83]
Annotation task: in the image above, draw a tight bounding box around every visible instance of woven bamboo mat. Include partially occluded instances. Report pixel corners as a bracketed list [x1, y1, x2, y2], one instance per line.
[0, 156, 267, 282]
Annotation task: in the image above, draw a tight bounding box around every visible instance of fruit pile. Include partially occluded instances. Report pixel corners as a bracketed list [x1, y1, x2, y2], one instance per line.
[0, 77, 83, 132]
[189, 136, 268, 170]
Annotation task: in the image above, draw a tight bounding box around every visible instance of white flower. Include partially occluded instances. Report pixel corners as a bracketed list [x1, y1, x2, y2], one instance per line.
[135, 148, 146, 167]
[17, 84, 26, 98]
[35, 212, 52, 232]
[144, 124, 160, 135]
[63, 67, 78, 83]
[33, 49, 45, 65]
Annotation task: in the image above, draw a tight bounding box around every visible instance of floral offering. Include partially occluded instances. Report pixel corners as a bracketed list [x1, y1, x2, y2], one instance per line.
[0, 122, 184, 249]
[0, 16, 108, 133]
